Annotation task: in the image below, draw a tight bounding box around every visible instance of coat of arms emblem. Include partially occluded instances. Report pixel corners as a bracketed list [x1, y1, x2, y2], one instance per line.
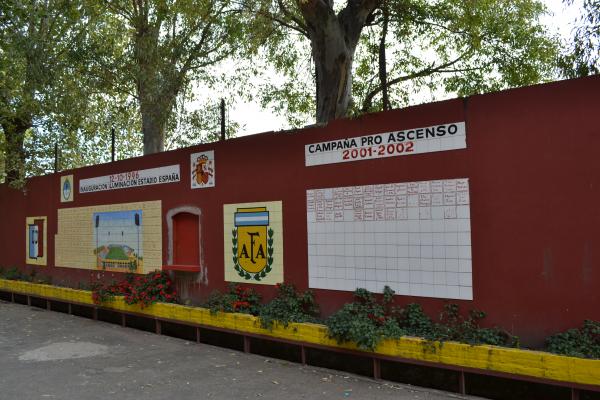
[232, 207, 274, 281]
[190, 150, 215, 189]
[62, 178, 71, 201]
[60, 175, 74, 202]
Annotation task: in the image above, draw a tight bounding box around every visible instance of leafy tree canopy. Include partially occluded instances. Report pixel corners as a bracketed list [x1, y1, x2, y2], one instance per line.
[561, 0, 600, 77]
[241, 0, 560, 125]
[0, 0, 239, 184]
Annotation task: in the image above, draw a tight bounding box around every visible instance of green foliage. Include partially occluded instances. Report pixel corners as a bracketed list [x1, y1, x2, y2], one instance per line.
[90, 279, 120, 304]
[545, 320, 600, 359]
[92, 0, 247, 153]
[241, 0, 559, 125]
[7, 272, 600, 361]
[560, 0, 600, 77]
[258, 283, 320, 329]
[0, 267, 51, 284]
[326, 287, 518, 351]
[432, 304, 519, 347]
[326, 286, 407, 350]
[25, 268, 52, 285]
[0, 0, 141, 184]
[1, 0, 244, 184]
[399, 303, 518, 347]
[91, 271, 177, 307]
[204, 283, 262, 316]
[398, 303, 437, 339]
[356, 0, 560, 112]
[0, 267, 30, 281]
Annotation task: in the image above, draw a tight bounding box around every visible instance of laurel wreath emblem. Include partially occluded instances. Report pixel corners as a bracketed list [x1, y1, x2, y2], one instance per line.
[232, 228, 274, 281]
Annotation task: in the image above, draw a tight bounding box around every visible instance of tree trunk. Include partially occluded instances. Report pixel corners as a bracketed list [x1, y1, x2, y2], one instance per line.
[2, 116, 30, 185]
[299, 0, 379, 124]
[140, 101, 167, 154]
[134, 15, 168, 155]
[378, 0, 390, 110]
[133, 15, 182, 155]
[312, 22, 356, 123]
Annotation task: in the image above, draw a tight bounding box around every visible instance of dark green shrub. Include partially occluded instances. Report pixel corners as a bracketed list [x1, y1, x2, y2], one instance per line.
[2, 267, 29, 281]
[326, 286, 406, 350]
[545, 320, 600, 359]
[398, 303, 436, 339]
[433, 304, 519, 347]
[26, 268, 52, 284]
[91, 271, 177, 307]
[325, 287, 519, 351]
[259, 283, 320, 329]
[204, 283, 262, 315]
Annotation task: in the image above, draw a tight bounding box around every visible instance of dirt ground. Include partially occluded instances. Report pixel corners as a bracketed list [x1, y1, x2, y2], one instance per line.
[0, 300, 473, 400]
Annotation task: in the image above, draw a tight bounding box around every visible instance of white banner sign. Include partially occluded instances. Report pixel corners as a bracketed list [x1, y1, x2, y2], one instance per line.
[305, 122, 466, 166]
[79, 165, 180, 193]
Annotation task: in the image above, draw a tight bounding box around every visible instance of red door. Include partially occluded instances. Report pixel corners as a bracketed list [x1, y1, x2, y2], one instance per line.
[173, 212, 199, 266]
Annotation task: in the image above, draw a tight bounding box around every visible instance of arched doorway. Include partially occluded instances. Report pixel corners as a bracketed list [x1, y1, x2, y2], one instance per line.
[166, 206, 202, 270]
[172, 212, 200, 266]
[164, 206, 206, 300]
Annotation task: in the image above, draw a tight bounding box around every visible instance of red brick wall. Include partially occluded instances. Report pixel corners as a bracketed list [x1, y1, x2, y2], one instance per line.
[1, 75, 599, 346]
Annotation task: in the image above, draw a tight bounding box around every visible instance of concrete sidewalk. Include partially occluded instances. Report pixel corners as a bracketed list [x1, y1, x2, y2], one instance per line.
[0, 300, 467, 400]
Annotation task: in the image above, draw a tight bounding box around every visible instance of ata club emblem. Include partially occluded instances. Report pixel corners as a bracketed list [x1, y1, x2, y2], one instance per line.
[232, 207, 274, 281]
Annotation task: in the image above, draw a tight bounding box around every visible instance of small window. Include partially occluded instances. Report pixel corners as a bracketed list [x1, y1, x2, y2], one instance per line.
[28, 224, 39, 259]
[26, 216, 47, 266]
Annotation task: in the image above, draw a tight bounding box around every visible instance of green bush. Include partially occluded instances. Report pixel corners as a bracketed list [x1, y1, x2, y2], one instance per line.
[545, 320, 600, 359]
[258, 283, 320, 329]
[204, 283, 262, 316]
[91, 271, 177, 307]
[0, 267, 30, 281]
[0, 267, 52, 284]
[326, 286, 406, 350]
[398, 303, 436, 339]
[27, 268, 52, 285]
[325, 287, 519, 351]
[431, 304, 519, 347]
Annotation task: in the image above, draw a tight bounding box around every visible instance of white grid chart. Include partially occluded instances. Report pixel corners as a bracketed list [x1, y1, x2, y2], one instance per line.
[307, 178, 473, 300]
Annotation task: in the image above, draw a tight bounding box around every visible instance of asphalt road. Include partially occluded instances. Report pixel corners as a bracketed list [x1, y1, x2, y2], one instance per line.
[0, 300, 470, 400]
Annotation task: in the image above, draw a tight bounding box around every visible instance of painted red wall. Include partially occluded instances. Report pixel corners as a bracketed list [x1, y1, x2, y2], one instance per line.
[1, 76, 599, 346]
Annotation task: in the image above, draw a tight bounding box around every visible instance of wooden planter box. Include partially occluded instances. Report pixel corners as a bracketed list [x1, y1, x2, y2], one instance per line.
[1, 278, 598, 389]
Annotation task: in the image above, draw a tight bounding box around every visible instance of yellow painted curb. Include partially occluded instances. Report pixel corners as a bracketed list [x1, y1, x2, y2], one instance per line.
[1, 279, 598, 387]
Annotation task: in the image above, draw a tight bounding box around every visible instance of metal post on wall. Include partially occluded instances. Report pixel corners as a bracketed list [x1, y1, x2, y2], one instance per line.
[54, 142, 59, 173]
[111, 127, 115, 162]
[220, 99, 226, 141]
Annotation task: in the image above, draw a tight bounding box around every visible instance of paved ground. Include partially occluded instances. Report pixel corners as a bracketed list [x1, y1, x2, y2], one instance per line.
[0, 300, 471, 400]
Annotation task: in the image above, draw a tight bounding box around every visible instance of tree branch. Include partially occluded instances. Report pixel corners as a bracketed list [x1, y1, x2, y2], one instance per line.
[277, 0, 308, 33]
[296, 0, 334, 31]
[339, 0, 380, 44]
[258, 9, 308, 37]
[412, 18, 470, 37]
[361, 51, 472, 111]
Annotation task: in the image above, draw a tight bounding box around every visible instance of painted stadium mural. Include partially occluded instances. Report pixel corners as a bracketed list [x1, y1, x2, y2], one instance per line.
[93, 210, 143, 273]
